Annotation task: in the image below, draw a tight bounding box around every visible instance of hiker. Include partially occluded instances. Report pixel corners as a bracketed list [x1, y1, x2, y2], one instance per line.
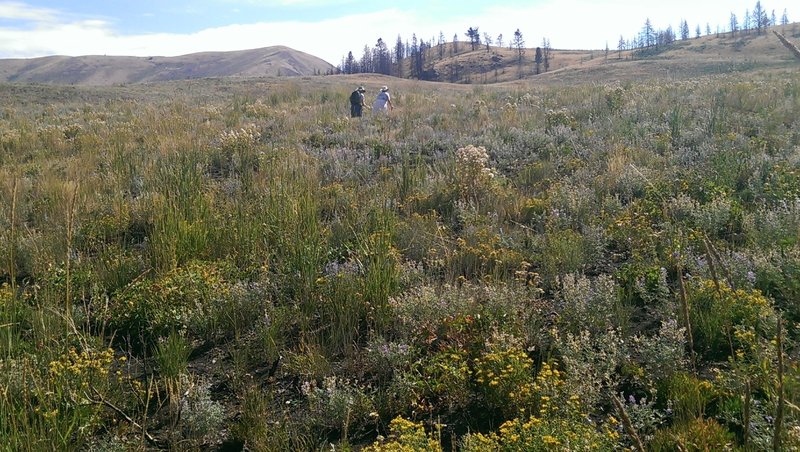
[350, 86, 366, 117]
[372, 86, 393, 114]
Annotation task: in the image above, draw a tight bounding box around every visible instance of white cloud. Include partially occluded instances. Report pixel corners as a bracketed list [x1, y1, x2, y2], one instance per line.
[0, 1, 57, 22]
[0, 8, 416, 64]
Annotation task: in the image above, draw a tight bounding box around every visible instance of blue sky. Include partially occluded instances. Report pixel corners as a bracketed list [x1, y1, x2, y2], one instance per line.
[0, 1, 793, 65]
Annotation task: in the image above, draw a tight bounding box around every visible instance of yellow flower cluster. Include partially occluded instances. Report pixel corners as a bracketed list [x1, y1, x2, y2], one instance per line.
[542, 434, 561, 445]
[532, 362, 565, 416]
[453, 227, 524, 279]
[363, 417, 443, 452]
[697, 279, 769, 307]
[473, 346, 535, 416]
[49, 347, 115, 378]
[0, 282, 13, 305]
[603, 415, 621, 441]
[464, 412, 616, 451]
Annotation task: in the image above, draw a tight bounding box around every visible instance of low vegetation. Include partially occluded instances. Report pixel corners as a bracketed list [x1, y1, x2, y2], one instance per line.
[0, 61, 799, 450]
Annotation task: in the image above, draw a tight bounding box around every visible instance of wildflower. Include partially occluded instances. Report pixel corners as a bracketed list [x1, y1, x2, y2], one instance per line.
[542, 435, 560, 445]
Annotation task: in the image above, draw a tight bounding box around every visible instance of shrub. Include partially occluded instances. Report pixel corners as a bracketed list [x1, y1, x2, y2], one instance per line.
[649, 417, 737, 452]
[447, 217, 525, 281]
[688, 279, 776, 361]
[556, 328, 625, 411]
[300, 376, 376, 441]
[363, 417, 442, 452]
[461, 412, 618, 451]
[415, 348, 473, 416]
[473, 339, 535, 419]
[106, 260, 230, 351]
[751, 247, 800, 324]
[661, 372, 715, 425]
[532, 229, 589, 289]
[389, 283, 532, 351]
[180, 378, 225, 448]
[629, 319, 688, 388]
[556, 273, 623, 335]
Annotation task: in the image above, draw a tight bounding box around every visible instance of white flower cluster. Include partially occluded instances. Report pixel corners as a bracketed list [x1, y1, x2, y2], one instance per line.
[455, 144, 496, 180]
[217, 126, 260, 151]
[201, 105, 222, 120]
[243, 100, 272, 118]
[455, 145, 497, 201]
[0, 127, 21, 147]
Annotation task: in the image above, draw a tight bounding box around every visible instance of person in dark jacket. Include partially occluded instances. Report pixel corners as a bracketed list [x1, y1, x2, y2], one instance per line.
[350, 86, 366, 117]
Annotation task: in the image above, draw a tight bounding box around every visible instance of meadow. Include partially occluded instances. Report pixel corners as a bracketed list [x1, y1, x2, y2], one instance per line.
[1, 68, 799, 450]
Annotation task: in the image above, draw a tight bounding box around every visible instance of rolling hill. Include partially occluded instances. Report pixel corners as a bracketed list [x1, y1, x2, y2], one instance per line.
[390, 22, 800, 85]
[0, 23, 797, 88]
[0, 46, 334, 85]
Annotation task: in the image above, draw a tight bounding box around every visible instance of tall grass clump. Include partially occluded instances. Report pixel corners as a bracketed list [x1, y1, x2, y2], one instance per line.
[146, 151, 212, 272]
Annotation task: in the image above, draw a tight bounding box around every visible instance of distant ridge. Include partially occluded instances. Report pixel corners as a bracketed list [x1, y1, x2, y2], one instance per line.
[0, 46, 334, 85]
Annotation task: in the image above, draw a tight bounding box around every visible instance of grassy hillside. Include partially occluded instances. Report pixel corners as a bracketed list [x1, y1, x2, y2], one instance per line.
[0, 46, 334, 85]
[392, 22, 800, 85]
[0, 50, 799, 450]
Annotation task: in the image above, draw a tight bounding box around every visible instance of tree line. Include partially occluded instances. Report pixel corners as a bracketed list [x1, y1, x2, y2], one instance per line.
[336, 27, 553, 81]
[615, 1, 789, 58]
[330, 1, 790, 78]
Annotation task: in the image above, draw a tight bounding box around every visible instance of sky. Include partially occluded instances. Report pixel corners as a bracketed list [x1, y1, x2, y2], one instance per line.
[0, 0, 794, 65]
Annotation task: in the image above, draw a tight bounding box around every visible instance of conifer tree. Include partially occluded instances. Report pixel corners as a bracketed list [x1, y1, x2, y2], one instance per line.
[542, 38, 552, 72]
[344, 51, 356, 74]
[512, 28, 525, 63]
[753, 1, 766, 34]
[642, 18, 655, 47]
[394, 35, 404, 77]
[466, 27, 480, 51]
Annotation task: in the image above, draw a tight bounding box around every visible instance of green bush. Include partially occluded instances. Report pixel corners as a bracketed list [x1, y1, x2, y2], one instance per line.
[106, 260, 230, 351]
[688, 279, 776, 361]
[649, 417, 738, 452]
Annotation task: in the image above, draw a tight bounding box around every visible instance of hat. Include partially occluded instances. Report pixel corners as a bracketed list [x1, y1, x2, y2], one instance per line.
[380, 86, 389, 92]
[357, 86, 365, 92]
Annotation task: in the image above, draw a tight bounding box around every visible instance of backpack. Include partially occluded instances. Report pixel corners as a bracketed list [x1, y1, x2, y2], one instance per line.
[350, 90, 361, 105]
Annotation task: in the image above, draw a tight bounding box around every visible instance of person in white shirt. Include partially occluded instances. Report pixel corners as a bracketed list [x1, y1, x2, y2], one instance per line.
[372, 86, 393, 114]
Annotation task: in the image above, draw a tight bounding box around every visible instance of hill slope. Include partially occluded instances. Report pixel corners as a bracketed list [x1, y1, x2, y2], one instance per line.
[0, 46, 334, 85]
[391, 23, 800, 85]
[532, 23, 800, 85]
